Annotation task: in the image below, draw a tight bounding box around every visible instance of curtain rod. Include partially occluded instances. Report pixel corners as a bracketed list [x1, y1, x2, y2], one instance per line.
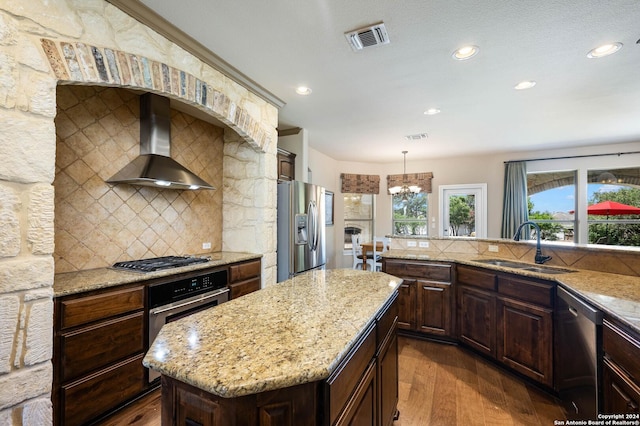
[504, 150, 640, 164]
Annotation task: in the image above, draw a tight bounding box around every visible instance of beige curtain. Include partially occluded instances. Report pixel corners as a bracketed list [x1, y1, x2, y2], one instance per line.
[340, 173, 380, 194]
[386, 172, 433, 194]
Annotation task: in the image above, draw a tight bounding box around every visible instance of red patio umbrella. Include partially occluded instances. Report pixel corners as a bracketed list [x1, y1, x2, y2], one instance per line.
[585, 201, 640, 244]
[586, 200, 640, 216]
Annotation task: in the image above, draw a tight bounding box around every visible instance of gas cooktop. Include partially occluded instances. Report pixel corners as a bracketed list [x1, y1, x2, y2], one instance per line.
[112, 256, 210, 272]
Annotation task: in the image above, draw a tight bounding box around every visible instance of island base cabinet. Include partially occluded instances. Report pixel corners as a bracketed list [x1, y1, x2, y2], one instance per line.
[377, 332, 398, 426]
[161, 377, 319, 426]
[334, 362, 377, 426]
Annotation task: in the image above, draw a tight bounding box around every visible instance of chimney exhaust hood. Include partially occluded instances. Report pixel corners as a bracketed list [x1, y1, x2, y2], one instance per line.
[107, 93, 215, 190]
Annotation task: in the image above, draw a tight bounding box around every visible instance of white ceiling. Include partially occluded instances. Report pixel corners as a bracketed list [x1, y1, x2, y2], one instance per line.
[140, 0, 640, 163]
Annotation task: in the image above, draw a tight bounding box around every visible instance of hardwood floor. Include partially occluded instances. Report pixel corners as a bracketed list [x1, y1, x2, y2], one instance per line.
[100, 337, 566, 425]
[395, 337, 567, 426]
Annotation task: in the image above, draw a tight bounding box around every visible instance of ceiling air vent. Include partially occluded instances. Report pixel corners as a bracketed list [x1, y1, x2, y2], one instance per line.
[404, 133, 428, 141]
[345, 23, 390, 51]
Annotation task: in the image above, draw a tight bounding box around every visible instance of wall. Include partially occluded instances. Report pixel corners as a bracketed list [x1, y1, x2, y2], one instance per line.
[0, 0, 277, 423]
[54, 85, 224, 273]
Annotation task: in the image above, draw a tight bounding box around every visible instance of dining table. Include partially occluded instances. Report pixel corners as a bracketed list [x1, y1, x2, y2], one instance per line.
[360, 241, 384, 270]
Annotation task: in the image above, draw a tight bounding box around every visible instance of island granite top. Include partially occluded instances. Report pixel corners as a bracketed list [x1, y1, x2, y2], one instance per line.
[142, 268, 401, 398]
[53, 252, 262, 297]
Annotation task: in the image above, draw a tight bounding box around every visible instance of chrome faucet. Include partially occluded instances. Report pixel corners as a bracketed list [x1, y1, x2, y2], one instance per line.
[513, 221, 552, 264]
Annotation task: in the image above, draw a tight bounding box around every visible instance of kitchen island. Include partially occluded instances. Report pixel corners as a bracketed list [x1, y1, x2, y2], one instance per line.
[143, 268, 402, 426]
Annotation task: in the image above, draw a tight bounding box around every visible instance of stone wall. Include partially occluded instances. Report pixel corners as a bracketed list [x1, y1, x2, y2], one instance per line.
[0, 0, 278, 423]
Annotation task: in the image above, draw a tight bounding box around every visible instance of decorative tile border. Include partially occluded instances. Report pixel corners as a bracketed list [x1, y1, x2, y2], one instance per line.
[40, 38, 271, 152]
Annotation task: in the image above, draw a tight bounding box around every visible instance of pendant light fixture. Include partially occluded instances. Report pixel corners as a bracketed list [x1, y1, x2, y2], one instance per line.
[389, 151, 421, 201]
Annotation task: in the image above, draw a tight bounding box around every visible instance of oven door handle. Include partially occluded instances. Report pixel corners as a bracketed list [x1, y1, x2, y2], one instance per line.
[149, 288, 229, 316]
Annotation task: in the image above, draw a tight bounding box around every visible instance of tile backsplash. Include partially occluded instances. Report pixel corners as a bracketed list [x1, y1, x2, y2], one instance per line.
[54, 85, 224, 273]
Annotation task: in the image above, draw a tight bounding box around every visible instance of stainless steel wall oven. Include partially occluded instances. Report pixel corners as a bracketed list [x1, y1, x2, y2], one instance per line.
[147, 268, 229, 383]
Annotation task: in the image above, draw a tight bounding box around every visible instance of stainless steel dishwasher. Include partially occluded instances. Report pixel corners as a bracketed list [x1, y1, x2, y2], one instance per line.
[555, 285, 603, 419]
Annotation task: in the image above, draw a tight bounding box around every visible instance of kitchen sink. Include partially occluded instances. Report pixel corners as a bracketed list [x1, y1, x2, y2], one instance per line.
[473, 259, 576, 274]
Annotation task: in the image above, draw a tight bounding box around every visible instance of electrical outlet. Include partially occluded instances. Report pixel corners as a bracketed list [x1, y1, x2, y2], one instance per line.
[407, 241, 417, 247]
[488, 244, 499, 252]
[419, 241, 429, 248]
[202, 242, 211, 250]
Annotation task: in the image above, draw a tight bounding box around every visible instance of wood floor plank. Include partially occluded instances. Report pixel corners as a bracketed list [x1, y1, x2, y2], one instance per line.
[475, 357, 515, 426]
[500, 369, 541, 425]
[455, 344, 486, 426]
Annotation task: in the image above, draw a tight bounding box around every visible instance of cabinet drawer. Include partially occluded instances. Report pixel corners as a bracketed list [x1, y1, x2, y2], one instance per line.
[498, 276, 554, 307]
[406, 262, 451, 281]
[229, 276, 261, 299]
[59, 285, 144, 329]
[457, 265, 496, 291]
[229, 259, 261, 282]
[61, 311, 145, 382]
[61, 354, 145, 426]
[325, 322, 376, 425]
[604, 320, 640, 383]
[376, 294, 398, 351]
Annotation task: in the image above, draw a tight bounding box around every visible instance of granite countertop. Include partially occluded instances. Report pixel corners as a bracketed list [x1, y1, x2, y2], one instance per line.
[53, 252, 262, 297]
[142, 268, 402, 398]
[383, 249, 640, 333]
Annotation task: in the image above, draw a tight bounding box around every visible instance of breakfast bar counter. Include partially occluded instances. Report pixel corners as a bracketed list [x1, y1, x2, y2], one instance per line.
[143, 269, 402, 425]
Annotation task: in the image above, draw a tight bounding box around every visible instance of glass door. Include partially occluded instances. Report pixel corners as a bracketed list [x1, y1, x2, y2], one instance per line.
[439, 184, 487, 238]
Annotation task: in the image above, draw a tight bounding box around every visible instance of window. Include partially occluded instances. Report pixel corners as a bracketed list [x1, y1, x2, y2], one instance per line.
[344, 193, 374, 250]
[527, 171, 577, 243]
[392, 192, 427, 236]
[586, 167, 640, 246]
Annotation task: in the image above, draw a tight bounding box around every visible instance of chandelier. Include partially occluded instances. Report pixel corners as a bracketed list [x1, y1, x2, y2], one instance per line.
[389, 151, 421, 200]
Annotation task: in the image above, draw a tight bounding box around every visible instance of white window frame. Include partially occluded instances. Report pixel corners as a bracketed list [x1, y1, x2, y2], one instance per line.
[439, 183, 487, 238]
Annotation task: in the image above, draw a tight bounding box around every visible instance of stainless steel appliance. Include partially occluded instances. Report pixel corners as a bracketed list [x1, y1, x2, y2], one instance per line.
[555, 285, 603, 419]
[113, 255, 210, 272]
[146, 268, 229, 382]
[277, 181, 326, 282]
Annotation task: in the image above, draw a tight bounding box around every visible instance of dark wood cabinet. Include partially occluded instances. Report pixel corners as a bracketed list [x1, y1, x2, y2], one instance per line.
[383, 259, 453, 337]
[458, 285, 496, 357]
[396, 278, 416, 330]
[277, 148, 296, 181]
[228, 259, 261, 299]
[497, 296, 553, 387]
[417, 280, 452, 336]
[456, 264, 554, 387]
[53, 283, 147, 426]
[602, 319, 640, 415]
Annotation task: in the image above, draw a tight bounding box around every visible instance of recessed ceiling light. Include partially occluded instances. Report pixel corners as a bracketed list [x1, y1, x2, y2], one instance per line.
[424, 108, 441, 115]
[514, 80, 536, 90]
[452, 45, 479, 60]
[295, 86, 312, 95]
[587, 42, 623, 58]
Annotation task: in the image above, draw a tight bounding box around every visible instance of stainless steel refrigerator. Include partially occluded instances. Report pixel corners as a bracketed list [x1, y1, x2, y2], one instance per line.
[277, 181, 326, 282]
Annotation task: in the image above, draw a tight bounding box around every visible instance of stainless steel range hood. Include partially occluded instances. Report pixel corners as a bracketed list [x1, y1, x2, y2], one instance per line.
[107, 93, 215, 190]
